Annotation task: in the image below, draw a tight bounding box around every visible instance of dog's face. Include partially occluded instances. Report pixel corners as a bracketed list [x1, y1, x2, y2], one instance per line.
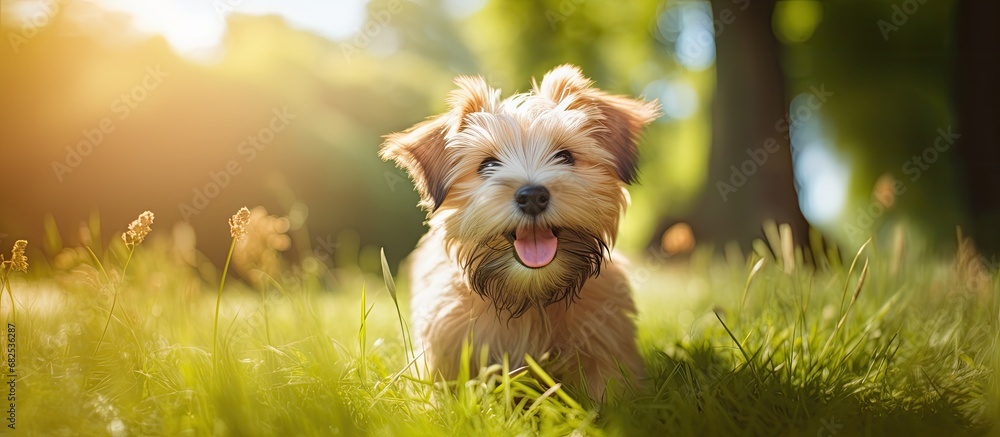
[382, 65, 659, 316]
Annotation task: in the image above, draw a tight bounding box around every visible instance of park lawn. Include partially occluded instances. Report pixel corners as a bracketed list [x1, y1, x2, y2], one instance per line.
[2, 233, 997, 436]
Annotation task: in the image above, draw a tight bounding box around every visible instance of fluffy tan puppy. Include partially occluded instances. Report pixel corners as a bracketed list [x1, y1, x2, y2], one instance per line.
[381, 65, 660, 400]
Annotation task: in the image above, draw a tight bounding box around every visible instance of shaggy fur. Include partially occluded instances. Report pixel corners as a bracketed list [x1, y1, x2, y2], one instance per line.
[380, 64, 660, 399]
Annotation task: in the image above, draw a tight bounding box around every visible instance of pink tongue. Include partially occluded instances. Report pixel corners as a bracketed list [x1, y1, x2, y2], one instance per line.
[513, 225, 558, 268]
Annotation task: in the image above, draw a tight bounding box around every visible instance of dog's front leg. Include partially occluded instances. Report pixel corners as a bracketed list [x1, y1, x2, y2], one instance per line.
[551, 267, 644, 400]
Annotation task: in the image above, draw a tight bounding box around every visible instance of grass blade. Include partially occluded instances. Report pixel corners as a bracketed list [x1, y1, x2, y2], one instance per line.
[839, 238, 871, 317]
[714, 310, 759, 382]
[381, 248, 415, 365]
[524, 354, 581, 410]
[359, 283, 368, 384]
[824, 257, 869, 354]
[213, 237, 237, 366]
[737, 257, 765, 323]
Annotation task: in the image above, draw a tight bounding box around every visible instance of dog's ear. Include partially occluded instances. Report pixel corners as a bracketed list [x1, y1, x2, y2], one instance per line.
[380, 76, 499, 211]
[535, 64, 661, 184]
[380, 114, 453, 212]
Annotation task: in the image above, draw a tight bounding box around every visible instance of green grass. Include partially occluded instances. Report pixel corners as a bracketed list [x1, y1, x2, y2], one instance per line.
[3, 232, 999, 436]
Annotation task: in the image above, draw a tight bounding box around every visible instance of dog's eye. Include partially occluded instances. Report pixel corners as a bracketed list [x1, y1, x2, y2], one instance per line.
[554, 150, 575, 165]
[478, 158, 501, 175]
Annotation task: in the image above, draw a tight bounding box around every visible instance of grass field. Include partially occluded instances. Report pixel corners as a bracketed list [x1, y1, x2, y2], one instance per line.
[2, 218, 998, 436]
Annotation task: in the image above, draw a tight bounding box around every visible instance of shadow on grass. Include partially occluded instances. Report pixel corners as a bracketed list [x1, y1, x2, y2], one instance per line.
[603, 341, 991, 437]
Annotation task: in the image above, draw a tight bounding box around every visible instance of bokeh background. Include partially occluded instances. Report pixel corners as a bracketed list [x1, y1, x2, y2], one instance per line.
[1, 0, 997, 270]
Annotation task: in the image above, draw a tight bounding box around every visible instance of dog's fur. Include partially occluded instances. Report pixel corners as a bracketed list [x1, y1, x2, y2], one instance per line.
[380, 65, 660, 399]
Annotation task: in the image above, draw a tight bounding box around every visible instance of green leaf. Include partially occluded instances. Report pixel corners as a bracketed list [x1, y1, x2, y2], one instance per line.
[380, 247, 398, 305]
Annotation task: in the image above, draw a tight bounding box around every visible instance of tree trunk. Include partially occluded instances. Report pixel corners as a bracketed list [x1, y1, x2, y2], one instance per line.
[661, 0, 809, 252]
[954, 0, 1000, 256]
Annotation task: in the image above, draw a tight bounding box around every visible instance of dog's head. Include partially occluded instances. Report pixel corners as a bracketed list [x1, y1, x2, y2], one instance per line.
[381, 64, 660, 316]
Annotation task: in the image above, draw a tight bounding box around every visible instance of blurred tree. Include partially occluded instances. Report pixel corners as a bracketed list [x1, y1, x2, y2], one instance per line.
[664, 0, 809, 251]
[770, 0, 964, 255]
[1, 0, 986, 267]
[954, 0, 1000, 256]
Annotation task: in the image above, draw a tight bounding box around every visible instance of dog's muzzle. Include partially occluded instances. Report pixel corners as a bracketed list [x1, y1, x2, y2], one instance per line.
[515, 185, 550, 216]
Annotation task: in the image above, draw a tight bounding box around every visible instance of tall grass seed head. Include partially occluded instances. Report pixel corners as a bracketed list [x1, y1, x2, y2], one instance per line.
[10, 239, 28, 272]
[123, 211, 155, 247]
[230, 207, 251, 241]
[233, 206, 291, 284]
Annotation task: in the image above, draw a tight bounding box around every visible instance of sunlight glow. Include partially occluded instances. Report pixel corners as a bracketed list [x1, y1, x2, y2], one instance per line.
[796, 143, 849, 225]
[3, 0, 62, 24]
[443, 0, 487, 19]
[773, 0, 823, 44]
[644, 79, 699, 120]
[789, 92, 850, 225]
[656, 1, 716, 72]
[92, 0, 369, 61]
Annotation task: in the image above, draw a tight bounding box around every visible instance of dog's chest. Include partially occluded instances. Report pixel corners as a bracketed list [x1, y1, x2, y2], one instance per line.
[468, 305, 570, 365]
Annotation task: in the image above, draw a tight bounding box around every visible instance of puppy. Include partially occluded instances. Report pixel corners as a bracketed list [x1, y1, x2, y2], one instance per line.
[381, 65, 660, 400]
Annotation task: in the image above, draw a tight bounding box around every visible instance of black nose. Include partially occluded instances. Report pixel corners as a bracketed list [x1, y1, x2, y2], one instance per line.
[515, 185, 550, 216]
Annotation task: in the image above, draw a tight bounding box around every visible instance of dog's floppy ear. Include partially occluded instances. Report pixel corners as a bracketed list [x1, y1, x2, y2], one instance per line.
[535, 64, 660, 184]
[380, 76, 499, 211]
